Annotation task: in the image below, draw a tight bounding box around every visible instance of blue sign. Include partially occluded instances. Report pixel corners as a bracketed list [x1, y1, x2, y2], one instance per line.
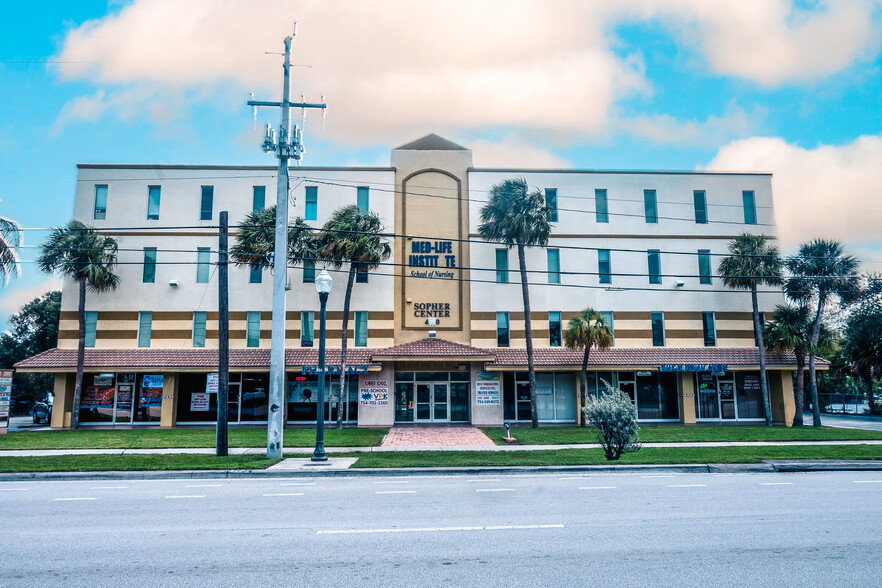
[659, 364, 728, 373]
[301, 365, 370, 376]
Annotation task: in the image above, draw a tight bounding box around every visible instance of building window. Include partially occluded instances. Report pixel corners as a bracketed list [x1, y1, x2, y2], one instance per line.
[702, 312, 716, 347]
[142, 247, 157, 283]
[200, 186, 213, 220]
[301, 311, 314, 347]
[600, 311, 614, 346]
[357, 186, 369, 213]
[545, 188, 558, 222]
[93, 185, 108, 220]
[648, 249, 661, 284]
[192, 311, 206, 348]
[693, 190, 707, 224]
[196, 248, 210, 283]
[495, 249, 508, 283]
[651, 312, 665, 347]
[303, 260, 315, 283]
[147, 186, 161, 220]
[595, 189, 609, 223]
[252, 186, 266, 213]
[547, 249, 560, 284]
[355, 263, 368, 283]
[497, 312, 510, 347]
[138, 312, 152, 348]
[549, 311, 562, 347]
[698, 249, 712, 285]
[598, 249, 611, 284]
[354, 311, 368, 347]
[249, 265, 262, 284]
[84, 311, 97, 348]
[644, 189, 658, 223]
[305, 186, 318, 221]
[743, 190, 757, 224]
[246, 312, 261, 348]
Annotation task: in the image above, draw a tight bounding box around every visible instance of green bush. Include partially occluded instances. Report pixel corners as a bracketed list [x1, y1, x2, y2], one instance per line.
[581, 382, 641, 460]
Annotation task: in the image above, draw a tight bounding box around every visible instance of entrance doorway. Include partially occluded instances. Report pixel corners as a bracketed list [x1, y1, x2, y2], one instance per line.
[416, 382, 448, 422]
[394, 371, 470, 423]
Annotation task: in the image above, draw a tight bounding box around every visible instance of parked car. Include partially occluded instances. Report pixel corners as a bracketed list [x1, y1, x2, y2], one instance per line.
[32, 399, 52, 424]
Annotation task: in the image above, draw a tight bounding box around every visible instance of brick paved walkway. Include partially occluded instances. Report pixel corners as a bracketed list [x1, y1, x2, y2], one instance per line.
[381, 426, 496, 447]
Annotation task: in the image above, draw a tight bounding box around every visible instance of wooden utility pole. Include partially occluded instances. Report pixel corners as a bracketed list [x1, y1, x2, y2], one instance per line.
[216, 211, 230, 456]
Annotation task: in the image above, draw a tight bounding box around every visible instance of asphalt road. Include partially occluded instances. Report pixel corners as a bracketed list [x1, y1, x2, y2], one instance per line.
[3, 471, 881, 587]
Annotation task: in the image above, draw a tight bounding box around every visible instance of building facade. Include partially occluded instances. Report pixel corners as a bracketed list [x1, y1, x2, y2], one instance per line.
[17, 134, 804, 428]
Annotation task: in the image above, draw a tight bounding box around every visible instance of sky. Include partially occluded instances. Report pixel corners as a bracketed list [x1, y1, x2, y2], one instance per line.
[2, 0, 882, 328]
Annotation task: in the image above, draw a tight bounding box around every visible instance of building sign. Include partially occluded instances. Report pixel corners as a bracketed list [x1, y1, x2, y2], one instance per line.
[409, 240, 457, 270]
[660, 364, 728, 373]
[205, 373, 218, 393]
[0, 370, 12, 433]
[190, 392, 209, 412]
[359, 379, 389, 406]
[412, 302, 451, 318]
[301, 365, 370, 375]
[140, 375, 163, 408]
[476, 371, 501, 405]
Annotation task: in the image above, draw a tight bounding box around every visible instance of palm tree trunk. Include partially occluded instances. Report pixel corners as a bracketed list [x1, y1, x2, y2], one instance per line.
[71, 277, 86, 430]
[808, 295, 825, 428]
[751, 285, 772, 426]
[516, 241, 538, 428]
[336, 263, 357, 430]
[580, 346, 590, 427]
[793, 354, 805, 427]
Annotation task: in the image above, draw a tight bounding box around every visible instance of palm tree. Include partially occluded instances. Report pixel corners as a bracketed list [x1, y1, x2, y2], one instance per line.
[230, 205, 318, 271]
[0, 215, 22, 285]
[785, 239, 860, 427]
[763, 305, 835, 426]
[317, 205, 391, 429]
[479, 178, 552, 428]
[563, 308, 613, 427]
[717, 233, 782, 426]
[36, 221, 119, 429]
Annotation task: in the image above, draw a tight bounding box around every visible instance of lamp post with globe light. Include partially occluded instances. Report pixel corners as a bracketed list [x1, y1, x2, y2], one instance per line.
[312, 269, 333, 461]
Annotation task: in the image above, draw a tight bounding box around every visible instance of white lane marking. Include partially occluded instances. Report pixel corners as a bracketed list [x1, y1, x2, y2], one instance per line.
[579, 486, 616, 490]
[0, 488, 30, 491]
[376, 490, 416, 495]
[90, 486, 128, 490]
[53, 497, 96, 501]
[164, 495, 205, 499]
[557, 476, 591, 480]
[468, 479, 502, 482]
[317, 524, 565, 535]
[475, 488, 514, 493]
[852, 480, 882, 484]
[373, 481, 410, 485]
[263, 493, 304, 497]
[760, 482, 793, 486]
[641, 475, 678, 478]
[185, 484, 222, 488]
[280, 483, 316, 487]
[668, 484, 708, 488]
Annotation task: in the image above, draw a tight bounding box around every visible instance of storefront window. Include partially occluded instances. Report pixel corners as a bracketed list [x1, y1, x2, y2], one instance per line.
[508, 372, 575, 423]
[736, 373, 764, 419]
[636, 372, 678, 420]
[286, 374, 358, 423]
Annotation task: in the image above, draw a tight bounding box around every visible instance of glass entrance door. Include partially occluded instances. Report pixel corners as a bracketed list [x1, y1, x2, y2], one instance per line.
[228, 382, 241, 424]
[415, 383, 449, 423]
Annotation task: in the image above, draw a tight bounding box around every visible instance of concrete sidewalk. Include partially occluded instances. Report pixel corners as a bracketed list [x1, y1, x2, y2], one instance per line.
[2, 438, 882, 457]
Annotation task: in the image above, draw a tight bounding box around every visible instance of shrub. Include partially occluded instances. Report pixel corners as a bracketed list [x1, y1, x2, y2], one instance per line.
[581, 381, 641, 461]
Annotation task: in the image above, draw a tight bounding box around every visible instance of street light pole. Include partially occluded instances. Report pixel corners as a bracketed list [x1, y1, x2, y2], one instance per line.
[313, 269, 333, 461]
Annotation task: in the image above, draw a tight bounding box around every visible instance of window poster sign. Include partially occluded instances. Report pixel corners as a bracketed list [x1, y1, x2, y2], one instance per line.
[0, 370, 12, 432]
[205, 373, 218, 393]
[476, 371, 501, 405]
[140, 375, 163, 407]
[359, 380, 389, 406]
[82, 383, 115, 409]
[190, 392, 209, 412]
[719, 381, 735, 400]
[742, 374, 762, 393]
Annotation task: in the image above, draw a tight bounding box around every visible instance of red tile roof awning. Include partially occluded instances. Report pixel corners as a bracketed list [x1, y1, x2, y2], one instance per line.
[371, 338, 495, 361]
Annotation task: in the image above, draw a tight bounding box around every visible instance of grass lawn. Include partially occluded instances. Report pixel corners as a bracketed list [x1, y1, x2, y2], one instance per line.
[0, 454, 280, 473]
[350, 444, 882, 468]
[0, 427, 387, 451]
[480, 425, 882, 445]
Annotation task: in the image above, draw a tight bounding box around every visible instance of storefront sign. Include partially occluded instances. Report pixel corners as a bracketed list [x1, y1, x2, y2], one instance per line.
[359, 379, 389, 406]
[190, 392, 209, 412]
[206, 373, 218, 393]
[94, 376, 114, 387]
[636, 371, 652, 377]
[140, 375, 163, 407]
[82, 384, 114, 409]
[476, 371, 501, 405]
[301, 365, 370, 375]
[660, 364, 728, 373]
[412, 302, 451, 318]
[719, 382, 735, 400]
[408, 240, 457, 270]
[742, 374, 762, 393]
[0, 370, 12, 433]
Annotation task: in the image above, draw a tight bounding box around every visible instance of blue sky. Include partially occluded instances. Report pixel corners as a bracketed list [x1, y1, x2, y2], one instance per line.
[2, 0, 882, 327]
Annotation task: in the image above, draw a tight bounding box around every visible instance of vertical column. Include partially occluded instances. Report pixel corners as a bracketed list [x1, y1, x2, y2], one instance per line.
[160, 373, 178, 427]
[768, 370, 795, 426]
[51, 373, 74, 428]
[678, 372, 696, 424]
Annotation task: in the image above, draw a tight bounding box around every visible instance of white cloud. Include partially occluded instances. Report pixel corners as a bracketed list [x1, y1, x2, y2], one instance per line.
[0, 278, 63, 325]
[622, 105, 766, 146]
[470, 136, 570, 168]
[704, 134, 882, 257]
